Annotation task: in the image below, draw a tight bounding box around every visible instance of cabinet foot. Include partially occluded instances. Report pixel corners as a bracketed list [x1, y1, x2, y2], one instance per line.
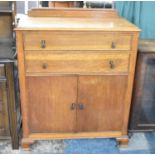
[116, 136, 129, 148]
[21, 139, 34, 150]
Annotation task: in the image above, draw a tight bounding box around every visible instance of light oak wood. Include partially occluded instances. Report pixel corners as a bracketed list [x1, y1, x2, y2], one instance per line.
[77, 76, 127, 132]
[25, 52, 129, 74]
[15, 10, 139, 31]
[28, 8, 119, 18]
[28, 131, 122, 140]
[116, 136, 129, 148]
[23, 31, 132, 51]
[15, 9, 140, 149]
[27, 76, 77, 133]
[16, 32, 29, 137]
[122, 32, 139, 135]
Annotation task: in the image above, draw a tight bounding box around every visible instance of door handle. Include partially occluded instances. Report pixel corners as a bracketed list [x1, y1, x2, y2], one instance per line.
[109, 60, 115, 69]
[42, 63, 48, 69]
[70, 103, 76, 110]
[78, 103, 84, 110]
[111, 41, 116, 49]
[41, 40, 46, 48]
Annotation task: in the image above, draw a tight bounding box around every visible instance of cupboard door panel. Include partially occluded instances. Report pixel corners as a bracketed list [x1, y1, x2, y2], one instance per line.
[27, 76, 77, 133]
[77, 76, 127, 132]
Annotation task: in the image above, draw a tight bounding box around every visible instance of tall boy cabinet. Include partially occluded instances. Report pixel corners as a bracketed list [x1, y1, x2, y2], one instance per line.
[15, 9, 140, 149]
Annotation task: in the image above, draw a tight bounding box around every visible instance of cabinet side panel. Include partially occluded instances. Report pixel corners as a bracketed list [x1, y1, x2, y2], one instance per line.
[16, 31, 29, 137]
[122, 32, 139, 134]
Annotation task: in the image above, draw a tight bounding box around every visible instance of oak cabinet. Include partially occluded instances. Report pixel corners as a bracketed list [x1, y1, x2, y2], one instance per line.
[15, 8, 140, 149]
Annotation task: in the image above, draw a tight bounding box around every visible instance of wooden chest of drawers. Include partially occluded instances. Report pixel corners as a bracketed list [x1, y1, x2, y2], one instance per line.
[15, 9, 140, 149]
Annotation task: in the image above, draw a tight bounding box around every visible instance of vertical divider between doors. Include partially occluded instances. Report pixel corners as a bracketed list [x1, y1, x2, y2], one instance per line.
[75, 75, 79, 133]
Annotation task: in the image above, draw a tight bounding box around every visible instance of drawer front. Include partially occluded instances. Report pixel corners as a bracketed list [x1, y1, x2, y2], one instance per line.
[25, 52, 129, 74]
[23, 32, 132, 51]
[0, 64, 5, 77]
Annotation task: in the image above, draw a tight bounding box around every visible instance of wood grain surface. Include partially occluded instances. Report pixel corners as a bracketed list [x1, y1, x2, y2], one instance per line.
[23, 31, 132, 51]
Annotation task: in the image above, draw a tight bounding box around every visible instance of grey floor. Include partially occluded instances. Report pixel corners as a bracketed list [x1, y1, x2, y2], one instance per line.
[1, 132, 155, 154]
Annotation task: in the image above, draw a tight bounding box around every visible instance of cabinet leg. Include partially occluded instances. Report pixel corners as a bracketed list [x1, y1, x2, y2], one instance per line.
[21, 139, 34, 150]
[116, 136, 129, 148]
[12, 140, 19, 150]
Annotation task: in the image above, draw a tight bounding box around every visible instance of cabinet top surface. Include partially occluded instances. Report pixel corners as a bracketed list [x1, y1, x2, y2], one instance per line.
[15, 14, 140, 32]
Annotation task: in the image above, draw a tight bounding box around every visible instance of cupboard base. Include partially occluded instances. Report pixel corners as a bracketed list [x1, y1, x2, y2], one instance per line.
[21, 139, 34, 151]
[21, 132, 127, 150]
[116, 136, 129, 148]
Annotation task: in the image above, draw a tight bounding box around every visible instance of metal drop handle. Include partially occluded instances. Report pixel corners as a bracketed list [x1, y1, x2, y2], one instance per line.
[41, 40, 46, 48]
[42, 63, 48, 69]
[79, 103, 84, 110]
[111, 42, 116, 49]
[109, 60, 115, 69]
[70, 103, 76, 110]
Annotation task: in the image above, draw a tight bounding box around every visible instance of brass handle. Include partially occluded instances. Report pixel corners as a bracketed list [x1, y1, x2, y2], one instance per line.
[42, 63, 48, 69]
[111, 42, 116, 49]
[109, 60, 115, 69]
[79, 103, 84, 110]
[70, 103, 76, 110]
[41, 40, 46, 48]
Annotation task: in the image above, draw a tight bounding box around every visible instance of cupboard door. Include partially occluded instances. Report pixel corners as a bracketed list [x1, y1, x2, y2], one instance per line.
[27, 76, 77, 133]
[0, 81, 10, 136]
[77, 76, 127, 132]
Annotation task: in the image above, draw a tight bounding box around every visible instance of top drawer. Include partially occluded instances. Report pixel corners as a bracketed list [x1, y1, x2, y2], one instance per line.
[23, 31, 132, 51]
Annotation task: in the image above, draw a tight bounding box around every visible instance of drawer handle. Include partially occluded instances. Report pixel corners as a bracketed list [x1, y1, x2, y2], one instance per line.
[109, 60, 115, 69]
[42, 63, 48, 69]
[70, 103, 76, 110]
[41, 40, 46, 48]
[78, 103, 84, 110]
[111, 42, 116, 49]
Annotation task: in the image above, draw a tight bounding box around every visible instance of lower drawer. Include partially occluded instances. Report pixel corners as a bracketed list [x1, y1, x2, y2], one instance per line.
[25, 52, 130, 74]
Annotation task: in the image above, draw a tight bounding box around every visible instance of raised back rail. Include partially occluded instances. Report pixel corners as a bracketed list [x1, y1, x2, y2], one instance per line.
[28, 8, 119, 18]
